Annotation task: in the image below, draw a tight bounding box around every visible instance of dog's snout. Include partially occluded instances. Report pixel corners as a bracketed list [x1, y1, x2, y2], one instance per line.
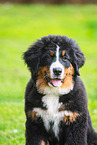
[53, 68, 62, 76]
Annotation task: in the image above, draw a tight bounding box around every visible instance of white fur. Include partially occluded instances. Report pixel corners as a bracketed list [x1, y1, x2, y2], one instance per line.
[38, 83, 74, 95]
[50, 45, 65, 79]
[34, 46, 74, 139]
[33, 95, 73, 139]
[56, 45, 60, 62]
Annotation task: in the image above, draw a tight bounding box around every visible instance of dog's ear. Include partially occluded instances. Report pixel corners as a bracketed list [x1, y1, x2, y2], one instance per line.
[69, 39, 85, 76]
[73, 45, 85, 76]
[23, 40, 43, 79]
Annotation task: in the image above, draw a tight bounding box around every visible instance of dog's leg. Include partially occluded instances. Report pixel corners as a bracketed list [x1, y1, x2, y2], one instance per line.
[64, 115, 88, 145]
[25, 120, 49, 145]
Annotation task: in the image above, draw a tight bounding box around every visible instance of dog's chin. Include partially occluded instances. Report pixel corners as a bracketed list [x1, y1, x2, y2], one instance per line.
[45, 72, 64, 87]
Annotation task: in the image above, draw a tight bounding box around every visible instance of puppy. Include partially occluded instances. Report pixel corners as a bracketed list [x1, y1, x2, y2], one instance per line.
[24, 35, 97, 145]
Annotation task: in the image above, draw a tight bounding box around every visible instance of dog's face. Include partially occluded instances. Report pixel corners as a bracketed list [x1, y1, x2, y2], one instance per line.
[37, 44, 75, 95]
[24, 35, 85, 95]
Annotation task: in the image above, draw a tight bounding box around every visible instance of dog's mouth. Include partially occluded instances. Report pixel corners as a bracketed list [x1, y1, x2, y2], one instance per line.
[45, 72, 64, 87]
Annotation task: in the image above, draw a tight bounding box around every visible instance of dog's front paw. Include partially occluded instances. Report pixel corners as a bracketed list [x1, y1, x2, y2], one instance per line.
[40, 140, 49, 145]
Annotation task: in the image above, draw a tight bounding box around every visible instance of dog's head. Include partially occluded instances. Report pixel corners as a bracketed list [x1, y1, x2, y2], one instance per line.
[24, 35, 85, 95]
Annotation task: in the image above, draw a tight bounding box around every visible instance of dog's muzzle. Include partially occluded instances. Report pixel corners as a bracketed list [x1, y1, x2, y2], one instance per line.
[45, 72, 64, 87]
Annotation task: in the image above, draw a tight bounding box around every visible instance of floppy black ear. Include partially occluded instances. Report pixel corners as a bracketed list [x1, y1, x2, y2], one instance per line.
[74, 48, 85, 68]
[73, 45, 85, 76]
[23, 40, 43, 79]
[69, 38, 85, 76]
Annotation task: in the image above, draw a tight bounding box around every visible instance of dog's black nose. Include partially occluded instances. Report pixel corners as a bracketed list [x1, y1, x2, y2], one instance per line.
[53, 68, 62, 76]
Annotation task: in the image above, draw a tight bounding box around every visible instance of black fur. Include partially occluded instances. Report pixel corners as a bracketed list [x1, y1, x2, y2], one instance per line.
[24, 35, 97, 145]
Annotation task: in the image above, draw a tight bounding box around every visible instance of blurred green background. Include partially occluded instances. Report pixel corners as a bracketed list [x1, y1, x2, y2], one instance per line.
[0, 4, 97, 145]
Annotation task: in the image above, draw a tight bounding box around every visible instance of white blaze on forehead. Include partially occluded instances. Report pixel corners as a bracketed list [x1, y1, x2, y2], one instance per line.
[56, 45, 60, 62]
[50, 45, 65, 80]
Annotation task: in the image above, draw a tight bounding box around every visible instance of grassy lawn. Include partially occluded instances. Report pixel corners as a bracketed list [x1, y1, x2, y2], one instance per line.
[0, 4, 97, 144]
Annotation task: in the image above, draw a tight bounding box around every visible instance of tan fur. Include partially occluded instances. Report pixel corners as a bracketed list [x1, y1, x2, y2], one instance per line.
[40, 140, 49, 145]
[63, 111, 80, 125]
[60, 64, 74, 89]
[64, 64, 74, 76]
[40, 141, 45, 145]
[50, 50, 54, 56]
[29, 107, 80, 125]
[28, 110, 38, 120]
[58, 104, 65, 111]
[58, 103, 80, 124]
[62, 50, 65, 56]
[36, 64, 74, 94]
[36, 67, 49, 93]
[59, 101, 73, 111]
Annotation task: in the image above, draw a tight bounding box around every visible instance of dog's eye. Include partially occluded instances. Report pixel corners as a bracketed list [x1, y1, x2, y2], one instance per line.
[62, 55, 69, 62]
[62, 57, 67, 62]
[62, 52, 70, 62]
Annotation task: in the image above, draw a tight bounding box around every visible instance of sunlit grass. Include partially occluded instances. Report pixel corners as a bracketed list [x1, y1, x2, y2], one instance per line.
[0, 4, 97, 144]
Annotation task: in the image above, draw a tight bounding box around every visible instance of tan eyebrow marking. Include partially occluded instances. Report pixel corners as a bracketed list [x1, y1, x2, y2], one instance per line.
[62, 50, 65, 56]
[50, 50, 54, 56]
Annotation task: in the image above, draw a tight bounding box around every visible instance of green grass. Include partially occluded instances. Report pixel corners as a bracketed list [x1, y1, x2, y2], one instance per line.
[0, 4, 97, 144]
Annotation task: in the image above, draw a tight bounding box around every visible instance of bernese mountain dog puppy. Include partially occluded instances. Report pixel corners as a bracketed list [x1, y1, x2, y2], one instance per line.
[24, 35, 97, 145]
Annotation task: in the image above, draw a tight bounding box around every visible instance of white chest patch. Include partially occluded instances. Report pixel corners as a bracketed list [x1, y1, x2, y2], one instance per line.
[33, 95, 72, 139]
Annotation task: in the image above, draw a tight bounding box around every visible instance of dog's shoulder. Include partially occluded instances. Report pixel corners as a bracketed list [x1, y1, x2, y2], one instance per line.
[71, 76, 87, 104]
[25, 79, 34, 98]
[74, 76, 86, 92]
[59, 76, 87, 112]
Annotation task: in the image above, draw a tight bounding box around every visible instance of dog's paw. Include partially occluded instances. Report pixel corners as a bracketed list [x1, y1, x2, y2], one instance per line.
[63, 110, 80, 125]
[40, 140, 49, 145]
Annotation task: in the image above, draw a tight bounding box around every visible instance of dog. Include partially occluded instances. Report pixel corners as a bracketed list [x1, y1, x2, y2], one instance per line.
[23, 35, 97, 145]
